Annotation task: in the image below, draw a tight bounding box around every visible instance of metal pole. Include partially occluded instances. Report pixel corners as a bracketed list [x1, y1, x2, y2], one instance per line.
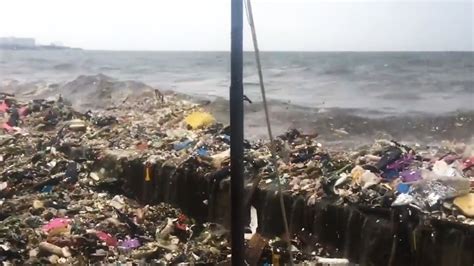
[230, 0, 245, 264]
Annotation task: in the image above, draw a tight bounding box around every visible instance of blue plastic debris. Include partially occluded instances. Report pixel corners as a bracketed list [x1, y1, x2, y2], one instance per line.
[173, 139, 193, 151]
[382, 168, 400, 180]
[41, 185, 54, 193]
[196, 147, 209, 157]
[397, 183, 411, 194]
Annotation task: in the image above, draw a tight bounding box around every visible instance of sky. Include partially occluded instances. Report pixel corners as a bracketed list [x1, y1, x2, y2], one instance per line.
[0, 0, 472, 51]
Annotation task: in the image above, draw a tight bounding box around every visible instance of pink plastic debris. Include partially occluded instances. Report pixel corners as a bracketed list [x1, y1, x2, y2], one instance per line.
[0, 101, 9, 113]
[19, 106, 29, 117]
[463, 157, 474, 170]
[2, 122, 14, 133]
[42, 218, 70, 235]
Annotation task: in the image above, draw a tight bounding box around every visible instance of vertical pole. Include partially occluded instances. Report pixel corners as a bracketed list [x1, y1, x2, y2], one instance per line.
[230, 0, 244, 264]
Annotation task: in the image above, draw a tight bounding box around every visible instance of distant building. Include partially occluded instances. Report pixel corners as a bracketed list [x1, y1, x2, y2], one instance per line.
[50, 41, 64, 47]
[0, 37, 36, 48]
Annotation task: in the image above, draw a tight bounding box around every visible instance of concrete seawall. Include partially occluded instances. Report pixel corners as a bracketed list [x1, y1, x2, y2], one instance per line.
[98, 152, 474, 266]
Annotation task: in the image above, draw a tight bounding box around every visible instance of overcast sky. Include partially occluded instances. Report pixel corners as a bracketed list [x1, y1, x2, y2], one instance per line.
[0, 0, 472, 51]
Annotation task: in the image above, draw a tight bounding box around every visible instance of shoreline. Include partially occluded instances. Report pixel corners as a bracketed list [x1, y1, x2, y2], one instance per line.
[1, 74, 473, 147]
[0, 83, 473, 264]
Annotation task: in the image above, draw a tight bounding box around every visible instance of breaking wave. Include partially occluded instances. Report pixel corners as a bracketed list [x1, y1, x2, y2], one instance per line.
[1, 74, 473, 146]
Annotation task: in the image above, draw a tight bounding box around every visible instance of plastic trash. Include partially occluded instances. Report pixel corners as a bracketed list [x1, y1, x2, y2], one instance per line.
[175, 214, 188, 231]
[400, 169, 422, 182]
[463, 157, 474, 170]
[109, 195, 125, 210]
[375, 146, 403, 170]
[453, 193, 474, 217]
[32, 200, 44, 209]
[119, 238, 141, 250]
[41, 185, 54, 193]
[0, 182, 7, 191]
[409, 177, 470, 207]
[96, 231, 118, 247]
[386, 153, 414, 171]
[68, 119, 87, 131]
[1, 87, 473, 264]
[382, 168, 399, 180]
[350, 165, 365, 184]
[42, 218, 70, 236]
[392, 194, 415, 206]
[397, 183, 411, 194]
[360, 170, 381, 189]
[432, 160, 462, 177]
[184, 111, 215, 129]
[2, 122, 14, 133]
[173, 139, 193, 151]
[196, 147, 209, 157]
[0, 101, 9, 112]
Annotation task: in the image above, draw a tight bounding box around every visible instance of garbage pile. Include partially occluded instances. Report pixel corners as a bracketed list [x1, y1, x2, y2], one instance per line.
[0, 91, 341, 264]
[261, 131, 474, 222]
[0, 88, 473, 264]
[0, 93, 236, 264]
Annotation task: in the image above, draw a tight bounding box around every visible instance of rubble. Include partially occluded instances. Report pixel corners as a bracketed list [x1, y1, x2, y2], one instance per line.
[0, 87, 473, 264]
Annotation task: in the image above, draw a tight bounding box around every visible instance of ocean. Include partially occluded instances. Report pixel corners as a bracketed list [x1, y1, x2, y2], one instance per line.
[0, 50, 473, 145]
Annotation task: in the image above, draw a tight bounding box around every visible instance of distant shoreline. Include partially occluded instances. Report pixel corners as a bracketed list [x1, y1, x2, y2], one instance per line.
[0, 45, 82, 51]
[1, 48, 471, 53]
[76, 50, 474, 53]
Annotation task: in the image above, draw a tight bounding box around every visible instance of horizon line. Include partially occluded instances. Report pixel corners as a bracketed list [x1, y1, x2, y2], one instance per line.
[83, 49, 474, 53]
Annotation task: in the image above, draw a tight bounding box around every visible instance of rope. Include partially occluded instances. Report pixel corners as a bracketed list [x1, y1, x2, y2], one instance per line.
[244, 0, 294, 264]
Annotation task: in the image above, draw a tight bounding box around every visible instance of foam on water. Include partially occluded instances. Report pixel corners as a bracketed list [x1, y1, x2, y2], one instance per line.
[0, 50, 473, 144]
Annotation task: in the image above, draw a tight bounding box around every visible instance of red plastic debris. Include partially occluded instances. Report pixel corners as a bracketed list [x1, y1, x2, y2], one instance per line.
[96, 231, 118, 247]
[175, 222, 187, 231]
[177, 214, 187, 223]
[175, 214, 188, 231]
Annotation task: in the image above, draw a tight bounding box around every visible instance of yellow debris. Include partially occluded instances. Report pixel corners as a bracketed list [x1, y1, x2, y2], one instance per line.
[350, 165, 365, 184]
[145, 167, 151, 182]
[453, 193, 474, 218]
[184, 111, 215, 129]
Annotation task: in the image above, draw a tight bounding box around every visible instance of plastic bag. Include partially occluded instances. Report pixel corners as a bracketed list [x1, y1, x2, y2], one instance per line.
[184, 111, 215, 129]
[408, 177, 470, 207]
